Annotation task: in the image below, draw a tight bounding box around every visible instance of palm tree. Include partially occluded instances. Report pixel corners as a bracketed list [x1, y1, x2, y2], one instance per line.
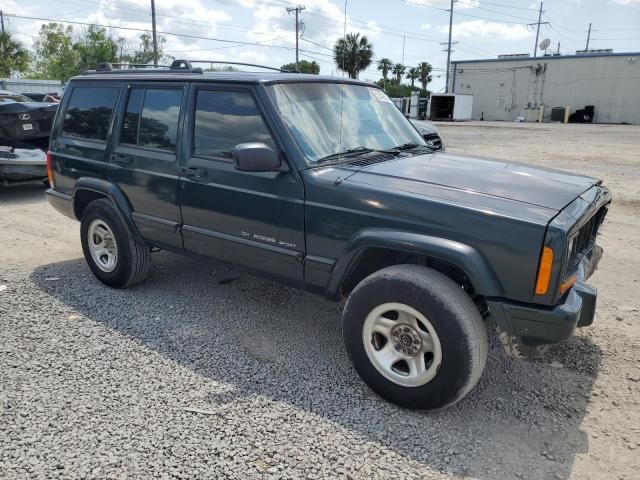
[406, 67, 419, 89]
[417, 62, 433, 92]
[0, 32, 30, 77]
[392, 63, 405, 84]
[377, 57, 393, 81]
[333, 32, 373, 79]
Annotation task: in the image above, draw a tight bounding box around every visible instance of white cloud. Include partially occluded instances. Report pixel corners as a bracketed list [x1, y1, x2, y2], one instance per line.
[420, 23, 432, 30]
[439, 20, 533, 41]
[609, 0, 640, 4]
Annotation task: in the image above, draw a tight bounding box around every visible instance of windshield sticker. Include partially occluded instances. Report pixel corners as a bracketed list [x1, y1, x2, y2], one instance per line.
[372, 89, 393, 103]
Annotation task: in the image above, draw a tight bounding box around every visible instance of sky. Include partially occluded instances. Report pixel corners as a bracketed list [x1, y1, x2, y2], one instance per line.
[0, 0, 639, 91]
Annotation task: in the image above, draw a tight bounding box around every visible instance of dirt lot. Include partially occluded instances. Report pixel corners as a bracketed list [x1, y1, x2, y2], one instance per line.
[1, 122, 639, 479]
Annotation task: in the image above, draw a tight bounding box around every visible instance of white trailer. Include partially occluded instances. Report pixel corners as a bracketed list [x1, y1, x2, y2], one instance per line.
[428, 94, 473, 121]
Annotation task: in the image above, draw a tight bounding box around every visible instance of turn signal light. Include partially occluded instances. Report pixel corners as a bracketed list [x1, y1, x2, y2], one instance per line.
[560, 274, 577, 295]
[46, 151, 54, 188]
[535, 247, 554, 295]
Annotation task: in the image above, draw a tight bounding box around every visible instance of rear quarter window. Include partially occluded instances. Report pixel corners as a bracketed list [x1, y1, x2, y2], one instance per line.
[62, 86, 120, 141]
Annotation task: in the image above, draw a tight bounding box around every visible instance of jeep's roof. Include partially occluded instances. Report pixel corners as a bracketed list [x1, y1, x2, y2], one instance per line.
[71, 70, 376, 88]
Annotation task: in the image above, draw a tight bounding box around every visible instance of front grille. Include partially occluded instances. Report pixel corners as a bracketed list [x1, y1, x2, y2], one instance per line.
[422, 133, 443, 151]
[567, 206, 608, 269]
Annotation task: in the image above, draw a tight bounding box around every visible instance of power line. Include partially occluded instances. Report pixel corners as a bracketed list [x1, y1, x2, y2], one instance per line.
[5, 13, 297, 52]
[401, 0, 534, 25]
[455, 0, 537, 22]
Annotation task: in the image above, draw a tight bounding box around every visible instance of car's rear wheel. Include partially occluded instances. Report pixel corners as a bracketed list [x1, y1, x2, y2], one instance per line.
[342, 264, 487, 410]
[80, 199, 150, 288]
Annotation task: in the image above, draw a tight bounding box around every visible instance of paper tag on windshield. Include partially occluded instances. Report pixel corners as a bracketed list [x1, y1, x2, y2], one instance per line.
[372, 89, 393, 103]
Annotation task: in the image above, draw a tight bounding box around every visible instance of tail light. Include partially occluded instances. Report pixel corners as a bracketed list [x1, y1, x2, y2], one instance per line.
[46, 151, 55, 188]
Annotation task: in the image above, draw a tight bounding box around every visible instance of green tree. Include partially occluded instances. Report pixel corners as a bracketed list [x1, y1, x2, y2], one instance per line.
[392, 63, 405, 84]
[377, 57, 392, 81]
[333, 32, 373, 79]
[406, 66, 419, 89]
[75, 25, 120, 72]
[417, 61, 433, 92]
[280, 60, 320, 74]
[0, 32, 31, 77]
[123, 33, 172, 65]
[31, 23, 79, 81]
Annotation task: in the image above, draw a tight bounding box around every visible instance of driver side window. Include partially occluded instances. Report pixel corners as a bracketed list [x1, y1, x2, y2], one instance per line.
[193, 90, 275, 160]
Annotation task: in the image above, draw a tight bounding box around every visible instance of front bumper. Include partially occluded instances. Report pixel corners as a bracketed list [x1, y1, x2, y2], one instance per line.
[487, 245, 602, 359]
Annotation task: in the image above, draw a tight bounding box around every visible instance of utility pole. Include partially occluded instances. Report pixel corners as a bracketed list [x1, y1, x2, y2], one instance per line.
[1, 10, 5, 34]
[528, 2, 550, 58]
[401, 35, 406, 67]
[557, 41, 560, 55]
[150, 0, 158, 66]
[444, 0, 455, 93]
[585, 23, 592, 51]
[287, 5, 305, 72]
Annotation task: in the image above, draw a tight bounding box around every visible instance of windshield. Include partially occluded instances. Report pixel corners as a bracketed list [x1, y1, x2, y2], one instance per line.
[0, 94, 32, 103]
[266, 82, 427, 164]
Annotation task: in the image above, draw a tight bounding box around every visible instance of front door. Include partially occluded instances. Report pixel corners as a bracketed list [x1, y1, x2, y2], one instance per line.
[107, 83, 187, 249]
[179, 85, 305, 285]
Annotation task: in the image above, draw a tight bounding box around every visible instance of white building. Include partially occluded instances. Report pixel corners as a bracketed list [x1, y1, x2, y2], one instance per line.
[448, 51, 640, 124]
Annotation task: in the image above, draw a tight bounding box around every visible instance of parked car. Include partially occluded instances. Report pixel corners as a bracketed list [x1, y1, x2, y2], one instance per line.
[0, 144, 48, 186]
[409, 119, 444, 151]
[22, 92, 62, 103]
[46, 60, 611, 410]
[0, 90, 58, 149]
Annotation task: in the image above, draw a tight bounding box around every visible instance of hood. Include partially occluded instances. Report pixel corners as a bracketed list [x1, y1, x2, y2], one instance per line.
[345, 152, 600, 212]
[410, 120, 438, 135]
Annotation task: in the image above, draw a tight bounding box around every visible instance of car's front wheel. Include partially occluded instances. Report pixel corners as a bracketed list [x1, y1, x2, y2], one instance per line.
[80, 199, 150, 288]
[342, 265, 488, 410]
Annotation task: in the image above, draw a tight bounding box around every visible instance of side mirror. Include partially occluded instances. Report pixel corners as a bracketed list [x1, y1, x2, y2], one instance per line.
[233, 142, 282, 172]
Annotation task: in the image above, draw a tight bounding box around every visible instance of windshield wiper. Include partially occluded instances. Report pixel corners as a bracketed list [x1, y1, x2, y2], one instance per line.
[317, 146, 399, 163]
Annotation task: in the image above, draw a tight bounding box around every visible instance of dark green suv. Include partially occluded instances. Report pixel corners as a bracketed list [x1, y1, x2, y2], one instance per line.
[46, 60, 611, 410]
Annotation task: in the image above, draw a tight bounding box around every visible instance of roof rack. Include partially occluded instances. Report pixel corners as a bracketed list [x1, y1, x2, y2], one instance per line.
[83, 59, 291, 75]
[83, 60, 203, 75]
[188, 60, 290, 73]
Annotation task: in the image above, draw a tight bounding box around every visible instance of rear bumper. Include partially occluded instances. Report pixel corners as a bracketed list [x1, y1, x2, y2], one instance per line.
[46, 189, 75, 220]
[488, 245, 601, 359]
[0, 164, 47, 185]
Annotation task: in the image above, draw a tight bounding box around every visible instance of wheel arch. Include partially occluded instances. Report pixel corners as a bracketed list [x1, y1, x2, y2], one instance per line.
[72, 177, 143, 242]
[327, 228, 504, 300]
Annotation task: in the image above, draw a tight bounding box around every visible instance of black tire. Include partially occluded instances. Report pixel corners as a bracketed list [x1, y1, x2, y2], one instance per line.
[342, 265, 488, 410]
[80, 199, 151, 288]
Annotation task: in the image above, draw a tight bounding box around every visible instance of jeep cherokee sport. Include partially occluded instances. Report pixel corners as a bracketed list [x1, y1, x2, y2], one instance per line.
[46, 60, 611, 410]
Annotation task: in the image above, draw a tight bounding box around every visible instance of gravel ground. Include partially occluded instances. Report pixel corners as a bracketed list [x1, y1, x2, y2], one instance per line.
[1, 122, 639, 479]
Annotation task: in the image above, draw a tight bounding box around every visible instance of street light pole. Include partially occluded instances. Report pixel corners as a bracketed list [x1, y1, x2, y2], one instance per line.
[287, 6, 305, 72]
[150, 0, 158, 66]
[445, 0, 454, 93]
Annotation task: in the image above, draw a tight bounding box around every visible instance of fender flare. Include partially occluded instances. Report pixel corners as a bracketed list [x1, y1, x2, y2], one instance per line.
[326, 228, 503, 299]
[71, 177, 143, 242]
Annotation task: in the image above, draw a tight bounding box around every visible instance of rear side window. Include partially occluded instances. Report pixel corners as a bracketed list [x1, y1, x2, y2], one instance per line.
[121, 87, 183, 152]
[62, 86, 119, 141]
[193, 90, 275, 159]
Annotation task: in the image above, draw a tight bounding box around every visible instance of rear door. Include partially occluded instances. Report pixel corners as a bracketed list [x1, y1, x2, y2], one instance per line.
[179, 84, 305, 285]
[107, 83, 187, 249]
[49, 82, 122, 194]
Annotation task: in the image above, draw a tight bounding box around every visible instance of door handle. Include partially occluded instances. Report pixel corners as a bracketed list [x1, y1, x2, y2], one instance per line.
[111, 154, 133, 165]
[181, 167, 207, 178]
